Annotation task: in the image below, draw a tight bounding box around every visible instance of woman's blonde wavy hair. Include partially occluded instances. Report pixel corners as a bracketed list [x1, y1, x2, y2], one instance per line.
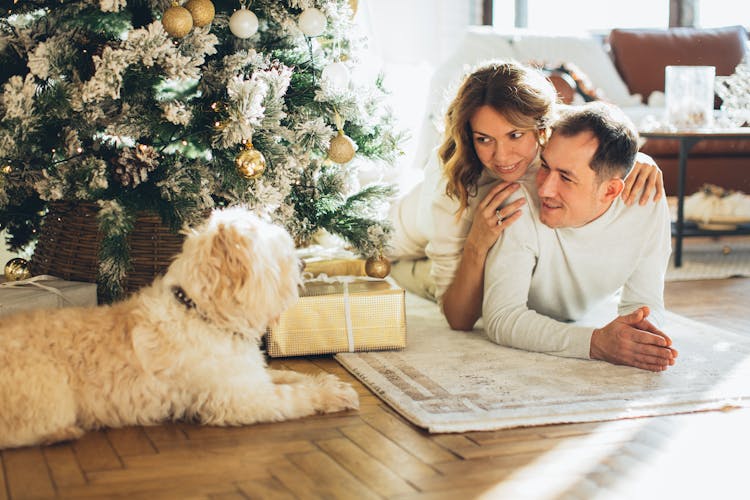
[439, 60, 558, 216]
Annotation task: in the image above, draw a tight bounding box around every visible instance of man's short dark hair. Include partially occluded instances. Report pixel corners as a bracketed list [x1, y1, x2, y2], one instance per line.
[552, 102, 639, 181]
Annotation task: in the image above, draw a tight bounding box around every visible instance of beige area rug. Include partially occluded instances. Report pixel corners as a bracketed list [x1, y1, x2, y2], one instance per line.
[336, 294, 750, 433]
[666, 239, 750, 281]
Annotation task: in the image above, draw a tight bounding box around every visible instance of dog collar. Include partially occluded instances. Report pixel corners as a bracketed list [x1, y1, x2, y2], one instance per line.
[170, 285, 248, 341]
[171, 285, 197, 311]
[171, 285, 211, 323]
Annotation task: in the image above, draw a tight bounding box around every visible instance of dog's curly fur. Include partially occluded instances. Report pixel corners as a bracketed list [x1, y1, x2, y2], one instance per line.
[0, 207, 358, 449]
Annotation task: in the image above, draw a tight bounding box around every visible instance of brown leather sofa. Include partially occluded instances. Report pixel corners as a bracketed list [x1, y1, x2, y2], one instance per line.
[607, 26, 750, 195]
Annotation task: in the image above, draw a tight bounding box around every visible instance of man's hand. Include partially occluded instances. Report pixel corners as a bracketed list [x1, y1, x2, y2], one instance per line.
[590, 306, 678, 372]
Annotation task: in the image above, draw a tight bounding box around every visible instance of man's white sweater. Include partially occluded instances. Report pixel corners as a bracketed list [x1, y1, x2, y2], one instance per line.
[482, 182, 672, 359]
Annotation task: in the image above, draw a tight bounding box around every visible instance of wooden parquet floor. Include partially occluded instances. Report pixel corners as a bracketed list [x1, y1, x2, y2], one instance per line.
[3, 247, 750, 499]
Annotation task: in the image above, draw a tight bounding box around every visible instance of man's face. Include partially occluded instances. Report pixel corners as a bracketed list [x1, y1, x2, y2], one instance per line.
[536, 131, 612, 228]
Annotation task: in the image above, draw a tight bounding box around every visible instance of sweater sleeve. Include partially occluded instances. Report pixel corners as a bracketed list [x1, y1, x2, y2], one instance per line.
[617, 196, 672, 327]
[424, 187, 472, 303]
[425, 164, 517, 303]
[482, 190, 594, 359]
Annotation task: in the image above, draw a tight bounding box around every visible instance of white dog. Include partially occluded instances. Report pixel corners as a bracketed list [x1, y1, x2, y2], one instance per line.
[0, 207, 358, 449]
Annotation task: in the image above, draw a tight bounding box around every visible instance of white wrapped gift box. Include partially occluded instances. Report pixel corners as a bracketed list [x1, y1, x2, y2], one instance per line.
[0, 276, 97, 317]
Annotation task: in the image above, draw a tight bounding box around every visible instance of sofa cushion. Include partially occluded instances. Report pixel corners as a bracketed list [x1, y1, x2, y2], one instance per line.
[510, 32, 640, 107]
[609, 26, 748, 104]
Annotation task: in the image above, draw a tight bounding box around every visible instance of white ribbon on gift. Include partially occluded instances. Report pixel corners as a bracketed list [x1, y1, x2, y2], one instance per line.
[0, 275, 73, 307]
[301, 272, 382, 353]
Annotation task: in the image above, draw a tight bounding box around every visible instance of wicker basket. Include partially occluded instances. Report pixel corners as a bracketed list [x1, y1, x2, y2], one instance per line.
[30, 201, 186, 299]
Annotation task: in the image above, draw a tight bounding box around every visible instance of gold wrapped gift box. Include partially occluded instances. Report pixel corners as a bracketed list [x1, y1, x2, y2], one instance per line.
[267, 278, 406, 357]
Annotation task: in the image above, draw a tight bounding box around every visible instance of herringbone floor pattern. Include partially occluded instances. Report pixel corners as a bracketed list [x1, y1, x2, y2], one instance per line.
[2, 247, 749, 499]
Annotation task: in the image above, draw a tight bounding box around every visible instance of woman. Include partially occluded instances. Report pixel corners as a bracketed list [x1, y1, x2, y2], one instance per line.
[389, 60, 664, 330]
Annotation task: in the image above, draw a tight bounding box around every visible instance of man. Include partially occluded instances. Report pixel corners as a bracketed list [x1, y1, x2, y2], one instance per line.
[482, 102, 677, 372]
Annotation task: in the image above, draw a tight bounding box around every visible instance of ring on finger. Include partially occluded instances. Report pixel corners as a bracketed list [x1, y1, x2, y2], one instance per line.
[495, 209, 504, 225]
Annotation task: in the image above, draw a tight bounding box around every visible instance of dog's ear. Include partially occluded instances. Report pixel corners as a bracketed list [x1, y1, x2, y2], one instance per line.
[209, 223, 253, 298]
[190, 222, 257, 329]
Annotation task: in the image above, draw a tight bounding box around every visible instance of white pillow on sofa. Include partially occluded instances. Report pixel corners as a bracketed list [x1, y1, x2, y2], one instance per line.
[509, 31, 642, 107]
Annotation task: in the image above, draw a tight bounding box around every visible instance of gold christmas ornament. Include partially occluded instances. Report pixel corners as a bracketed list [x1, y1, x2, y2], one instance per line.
[184, 0, 215, 27]
[4, 257, 31, 281]
[162, 2, 194, 38]
[235, 141, 266, 179]
[364, 255, 391, 278]
[328, 130, 356, 164]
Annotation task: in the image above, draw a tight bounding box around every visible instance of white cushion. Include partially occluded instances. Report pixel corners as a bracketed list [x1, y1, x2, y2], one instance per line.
[508, 31, 642, 107]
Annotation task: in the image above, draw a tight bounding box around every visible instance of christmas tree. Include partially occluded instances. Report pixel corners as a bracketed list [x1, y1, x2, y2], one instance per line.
[0, 0, 402, 298]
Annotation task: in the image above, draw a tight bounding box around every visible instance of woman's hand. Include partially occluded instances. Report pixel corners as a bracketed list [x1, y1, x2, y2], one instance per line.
[622, 152, 664, 206]
[464, 181, 525, 257]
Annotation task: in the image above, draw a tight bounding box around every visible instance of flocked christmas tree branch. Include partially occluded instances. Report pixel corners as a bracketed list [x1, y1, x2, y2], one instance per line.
[0, 0, 404, 299]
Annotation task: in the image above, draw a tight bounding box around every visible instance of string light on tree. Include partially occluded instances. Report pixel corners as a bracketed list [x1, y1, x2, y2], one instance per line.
[298, 7, 327, 37]
[162, 1, 193, 38]
[184, 0, 215, 27]
[229, 0, 259, 39]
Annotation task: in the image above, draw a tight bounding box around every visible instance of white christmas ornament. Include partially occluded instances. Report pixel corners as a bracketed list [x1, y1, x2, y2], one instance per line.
[298, 7, 327, 37]
[322, 61, 350, 89]
[229, 7, 258, 39]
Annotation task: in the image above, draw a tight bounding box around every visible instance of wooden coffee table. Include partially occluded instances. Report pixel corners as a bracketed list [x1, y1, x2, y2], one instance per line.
[640, 128, 750, 267]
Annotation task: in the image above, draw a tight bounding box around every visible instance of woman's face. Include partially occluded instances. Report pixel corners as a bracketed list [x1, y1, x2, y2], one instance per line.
[469, 105, 540, 182]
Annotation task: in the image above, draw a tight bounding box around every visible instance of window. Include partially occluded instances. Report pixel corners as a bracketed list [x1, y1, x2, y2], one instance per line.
[492, 0, 670, 31]
[698, 1, 750, 28]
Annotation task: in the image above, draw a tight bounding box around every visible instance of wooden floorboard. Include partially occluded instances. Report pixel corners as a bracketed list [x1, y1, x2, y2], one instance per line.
[2, 237, 749, 499]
